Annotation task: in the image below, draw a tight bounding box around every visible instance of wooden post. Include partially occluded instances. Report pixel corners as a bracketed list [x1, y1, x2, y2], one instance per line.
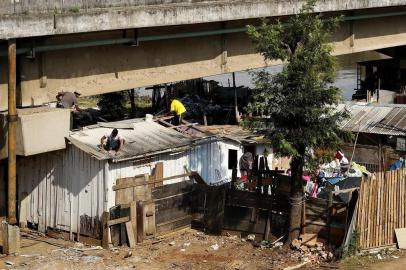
[102, 211, 110, 249]
[231, 167, 237, 190]
[7, 39, 17, 225]
[136, 201, 144, 243]
[130, 201, 137, 243]
[232, 72, 241, 124]
[326, 191, 333, 245]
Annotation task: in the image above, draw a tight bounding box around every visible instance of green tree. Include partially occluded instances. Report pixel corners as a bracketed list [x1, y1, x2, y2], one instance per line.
[247, 0, 349, 242]
[97, 92, 126, 120]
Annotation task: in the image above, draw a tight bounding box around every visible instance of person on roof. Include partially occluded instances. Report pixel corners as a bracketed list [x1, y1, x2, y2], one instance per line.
[169, 98, 186, 126]
[100, 128, 124, 154]
[56, 90, 82, 111]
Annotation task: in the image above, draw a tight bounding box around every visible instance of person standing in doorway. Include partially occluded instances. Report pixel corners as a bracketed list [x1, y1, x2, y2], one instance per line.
[169, 98, 186, 126]
[239, 152, 253, 181]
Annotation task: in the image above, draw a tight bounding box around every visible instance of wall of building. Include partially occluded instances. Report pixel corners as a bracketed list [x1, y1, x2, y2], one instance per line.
[17, 146, 106, 237]
[16, 137, 241, 236]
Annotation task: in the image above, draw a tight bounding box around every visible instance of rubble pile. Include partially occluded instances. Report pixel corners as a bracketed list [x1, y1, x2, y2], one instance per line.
[291, 238, 335, 264]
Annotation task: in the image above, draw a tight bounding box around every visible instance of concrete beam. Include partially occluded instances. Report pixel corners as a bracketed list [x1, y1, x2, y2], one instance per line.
[1, 0, 406, 39]
[1, 15, 406, 110]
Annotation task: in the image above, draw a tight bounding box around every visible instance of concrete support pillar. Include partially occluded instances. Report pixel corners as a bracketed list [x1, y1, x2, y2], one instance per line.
[7, 39, 17, 225]
[1, 222, 20, 255]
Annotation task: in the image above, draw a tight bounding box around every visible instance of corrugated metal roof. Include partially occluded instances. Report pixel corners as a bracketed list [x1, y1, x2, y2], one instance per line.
[339, 103, 406, 136]
[196, 125, 268, 144]
[68, 119, 192, 162]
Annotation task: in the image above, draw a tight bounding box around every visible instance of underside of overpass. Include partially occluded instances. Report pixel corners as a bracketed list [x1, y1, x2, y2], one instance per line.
[1, 3, 406, 110]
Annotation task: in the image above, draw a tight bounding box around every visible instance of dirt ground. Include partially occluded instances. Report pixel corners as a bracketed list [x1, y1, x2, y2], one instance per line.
[0, 228, 404, 270]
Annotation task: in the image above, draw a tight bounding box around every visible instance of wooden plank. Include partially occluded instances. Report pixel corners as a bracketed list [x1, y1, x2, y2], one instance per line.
[154, 162, 164, 187]
[357, 178, 364, 248]
[143, 201, 156, 239]
[402, 169, 404, 231]
[399, 170, 406, 228]
[332, 187, 360, 195]
[125, 221, 136, 248]
[376, 173, 380, 247]
[102, 211, 110, 249]
[366, 176, 373, 248]
[356, 179, 362, 247]
[300, 233, 318, 247]
[377, 172, 381, 247]
[382, 171, 386, 245]
[136, 201, 144, 243]
[379, 172, 385, 246]
[108, 216, 130, 227]
[156, 206, 191, 224]
[113, 176, 146, 205]
[362, 178, 369, 248]
[386, 171, 391, 245]
[120, 207, 129, 246]
[110, 206, 121, 247]
[388, 172, 395, 244]
[373, 176, 377, 247]
[392, 171, 395, 244]
[114, 173, 193, 191]
[152, 180, 194, 200]
[130, 201, 137, 245]
[156, 216, 192, 235]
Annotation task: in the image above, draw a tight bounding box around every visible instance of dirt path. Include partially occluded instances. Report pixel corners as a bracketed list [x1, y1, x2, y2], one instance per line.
[368, 257, 406, 270]
[1, 229, 329, 270]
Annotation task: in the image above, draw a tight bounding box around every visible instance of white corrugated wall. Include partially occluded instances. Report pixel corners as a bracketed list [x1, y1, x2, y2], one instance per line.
[18, 146, 105, 236]
[187, 138, 243, 185]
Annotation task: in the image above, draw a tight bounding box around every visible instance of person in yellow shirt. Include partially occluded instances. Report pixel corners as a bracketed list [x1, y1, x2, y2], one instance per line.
[170, 98, 186, 126]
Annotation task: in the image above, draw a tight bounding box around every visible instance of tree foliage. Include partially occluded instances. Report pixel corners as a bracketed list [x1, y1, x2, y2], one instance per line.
[247, 0, 349, 161]
[97, 92, 126, 120]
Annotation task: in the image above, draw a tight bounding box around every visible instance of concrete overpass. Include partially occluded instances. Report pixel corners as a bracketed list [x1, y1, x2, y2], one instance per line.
[1, 0, 406, 110]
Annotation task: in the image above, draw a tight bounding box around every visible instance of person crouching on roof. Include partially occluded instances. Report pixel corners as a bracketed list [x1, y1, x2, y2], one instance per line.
[100, 128, 124, 155]
[169, 98, 186, 126]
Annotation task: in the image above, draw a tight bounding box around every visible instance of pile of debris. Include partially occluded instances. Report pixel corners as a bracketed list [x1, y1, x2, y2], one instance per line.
[291, 234, 335, 264]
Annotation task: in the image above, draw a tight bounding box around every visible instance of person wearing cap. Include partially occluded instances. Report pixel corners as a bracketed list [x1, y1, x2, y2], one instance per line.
[100, 128, 124, 154]
[56, 90, 82, 111]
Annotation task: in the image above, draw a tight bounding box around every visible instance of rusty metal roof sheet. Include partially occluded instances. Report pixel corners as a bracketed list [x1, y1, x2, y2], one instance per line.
[339, 103, 406, 136]
[196, 125, 268, 144]
[68, 119, 192, 162]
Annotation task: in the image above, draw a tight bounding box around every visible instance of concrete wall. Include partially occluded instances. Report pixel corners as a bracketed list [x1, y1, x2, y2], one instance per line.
[0, 108, 70, 159]
[1, 0, 406, 39]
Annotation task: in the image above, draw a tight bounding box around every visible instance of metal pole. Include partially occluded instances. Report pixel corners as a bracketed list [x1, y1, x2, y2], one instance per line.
[233, 72, 240, 124]
[7, 39, 17, 225]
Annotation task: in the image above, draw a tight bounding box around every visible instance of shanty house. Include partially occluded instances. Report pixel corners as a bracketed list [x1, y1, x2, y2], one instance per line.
[339, 103, 406, 172]
[16, 119, 269, 239]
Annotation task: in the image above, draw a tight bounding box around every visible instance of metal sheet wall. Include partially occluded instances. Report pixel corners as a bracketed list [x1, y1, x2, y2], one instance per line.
[187, 138, 243, 185]
[18, 146, 105, 236]
[17, 138, 248, 236]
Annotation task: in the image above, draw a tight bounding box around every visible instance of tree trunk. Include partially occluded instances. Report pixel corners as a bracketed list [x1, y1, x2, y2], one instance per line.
[287, 154, 305, 244]
[128, 89, 136, 118]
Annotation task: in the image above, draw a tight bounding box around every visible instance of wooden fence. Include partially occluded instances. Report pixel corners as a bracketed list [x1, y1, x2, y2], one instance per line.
[356, 168, 406, 249]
